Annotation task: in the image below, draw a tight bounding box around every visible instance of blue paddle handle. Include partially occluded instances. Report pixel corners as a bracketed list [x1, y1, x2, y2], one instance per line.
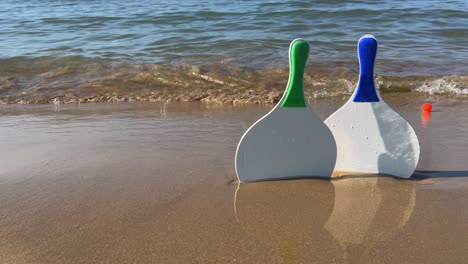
[353, 36, 379, 102]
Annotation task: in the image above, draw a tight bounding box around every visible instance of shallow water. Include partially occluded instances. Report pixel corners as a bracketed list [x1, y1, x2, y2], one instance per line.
[1, 0, 467, 104]
[0, 99, 467, 263]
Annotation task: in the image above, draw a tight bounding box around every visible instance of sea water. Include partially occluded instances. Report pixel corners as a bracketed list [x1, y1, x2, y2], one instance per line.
[0, 0, 467, 103]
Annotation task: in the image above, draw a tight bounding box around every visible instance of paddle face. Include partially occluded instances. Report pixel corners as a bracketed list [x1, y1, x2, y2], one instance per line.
[235, 39, 337, 182]
[324, 35, 420, 178]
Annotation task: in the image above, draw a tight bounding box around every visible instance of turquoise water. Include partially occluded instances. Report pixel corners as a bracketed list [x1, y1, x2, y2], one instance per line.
[0, 0, 467, 103]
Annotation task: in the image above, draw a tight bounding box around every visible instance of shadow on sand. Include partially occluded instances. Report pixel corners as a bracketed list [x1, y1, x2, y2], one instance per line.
[412, 170, 468, 179]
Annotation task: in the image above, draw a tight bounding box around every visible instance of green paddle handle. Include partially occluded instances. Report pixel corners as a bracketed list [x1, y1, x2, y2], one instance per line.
[281, 39, 309, 108]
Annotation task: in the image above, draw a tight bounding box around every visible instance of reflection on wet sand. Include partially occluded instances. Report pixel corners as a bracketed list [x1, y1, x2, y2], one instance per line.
[235, 177, 417, 263]
[235, 180, 343, 263]
[325, 177, 415, 262]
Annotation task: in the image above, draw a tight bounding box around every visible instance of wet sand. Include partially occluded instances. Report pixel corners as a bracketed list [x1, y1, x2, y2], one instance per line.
[1, 96, 467, 263]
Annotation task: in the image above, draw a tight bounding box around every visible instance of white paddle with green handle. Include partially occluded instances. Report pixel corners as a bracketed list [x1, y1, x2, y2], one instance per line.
[235, 39, 337, 182]
[324, 35, 420, 178]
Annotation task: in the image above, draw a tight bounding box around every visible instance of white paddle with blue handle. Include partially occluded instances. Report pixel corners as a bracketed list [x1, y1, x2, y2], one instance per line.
[235, 39, 337, 182]
[324, 35, 420, 178]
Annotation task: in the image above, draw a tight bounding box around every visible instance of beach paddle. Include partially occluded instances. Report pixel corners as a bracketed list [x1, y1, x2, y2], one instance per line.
[235, 39, 337, 182]
[324, 35, 420, 178]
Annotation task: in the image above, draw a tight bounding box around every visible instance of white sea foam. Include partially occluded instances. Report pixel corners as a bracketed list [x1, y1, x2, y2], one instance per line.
[414, 78, 468, 96]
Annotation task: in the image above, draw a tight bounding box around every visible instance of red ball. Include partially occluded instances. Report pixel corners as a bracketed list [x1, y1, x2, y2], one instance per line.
[422, 103, 432, 112]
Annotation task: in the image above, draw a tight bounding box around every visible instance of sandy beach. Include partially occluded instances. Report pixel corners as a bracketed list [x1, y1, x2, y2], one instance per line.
[0, 96, 467, 263]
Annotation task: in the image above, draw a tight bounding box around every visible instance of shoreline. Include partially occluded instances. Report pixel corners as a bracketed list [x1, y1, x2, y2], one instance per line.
[1, 91, 466, 106]
[1, 61, 467, 105]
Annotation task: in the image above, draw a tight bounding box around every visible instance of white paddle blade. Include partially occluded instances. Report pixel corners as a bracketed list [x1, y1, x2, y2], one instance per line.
[325, 100, 420, 178]
[236, 107, 337, 182]
[324, 34, 419, 178]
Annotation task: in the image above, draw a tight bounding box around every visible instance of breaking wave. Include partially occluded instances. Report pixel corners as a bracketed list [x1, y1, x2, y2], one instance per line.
[0, 57, 467, 104]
